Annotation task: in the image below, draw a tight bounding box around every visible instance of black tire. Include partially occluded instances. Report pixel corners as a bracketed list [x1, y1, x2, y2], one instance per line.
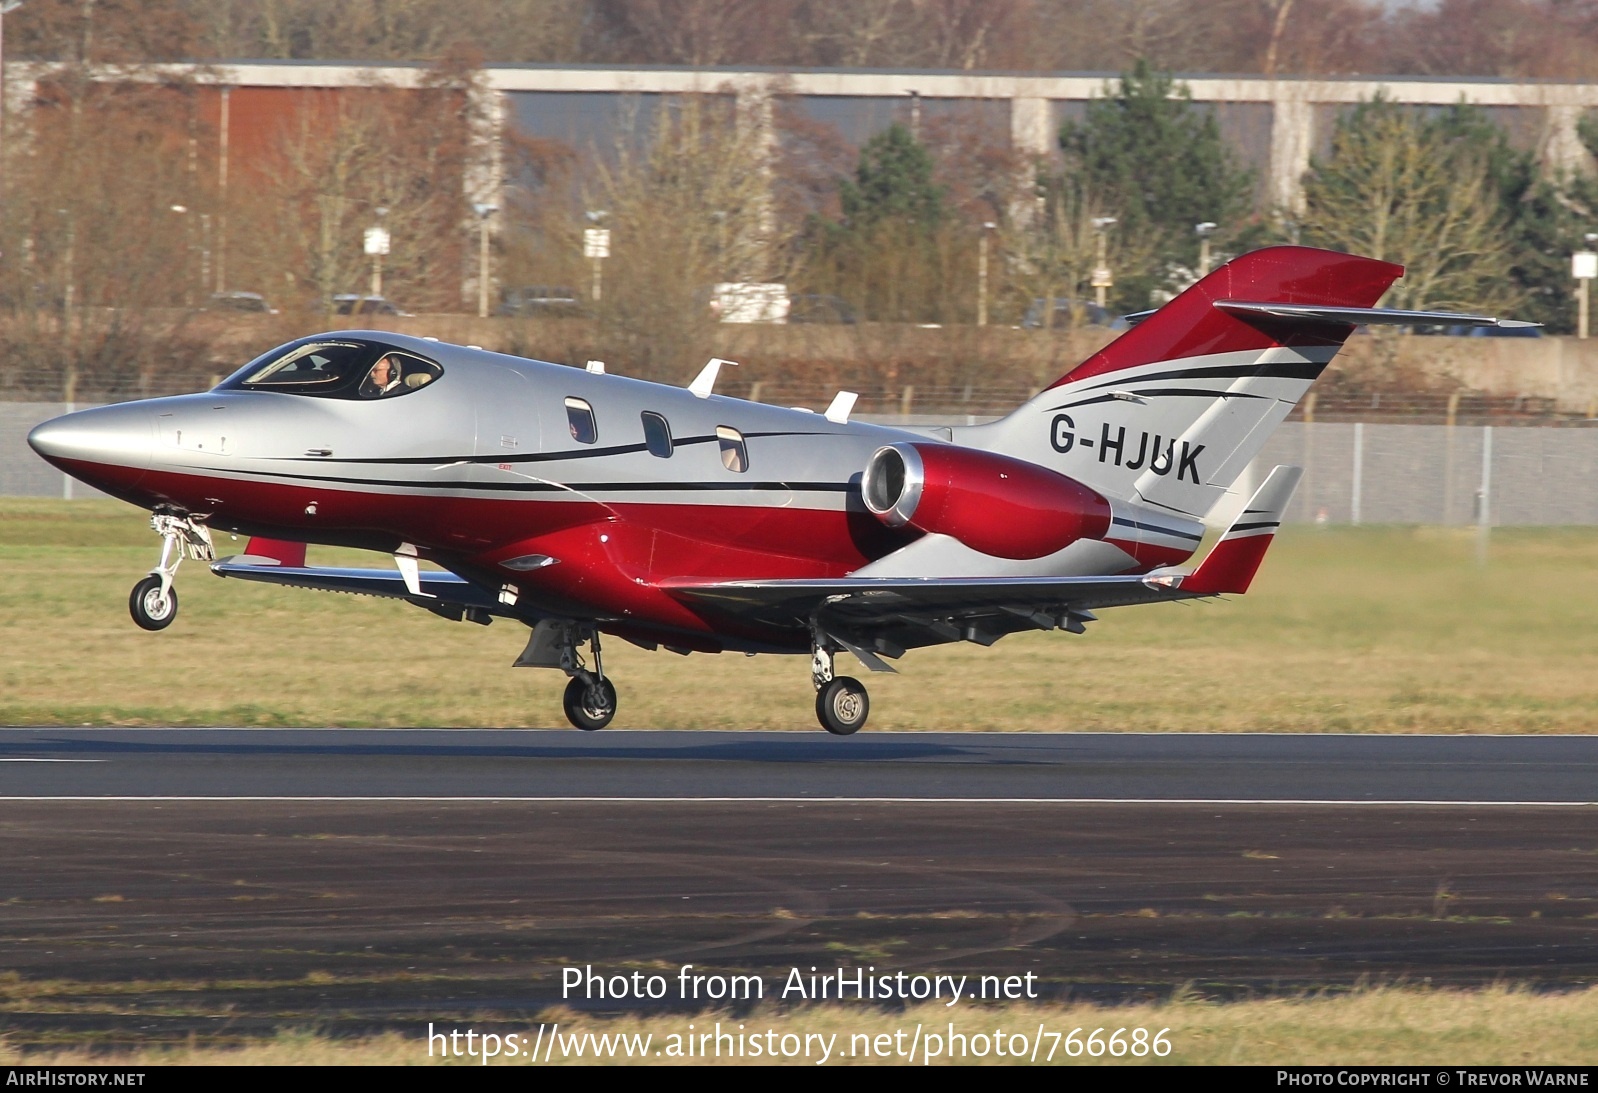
[816, 675, 869, 736]
[563, 675, 617, 731]
[129, 575, 178, 631]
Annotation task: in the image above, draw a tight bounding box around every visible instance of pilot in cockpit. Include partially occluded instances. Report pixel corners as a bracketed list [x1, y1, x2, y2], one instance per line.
[360, 354, 404, 398]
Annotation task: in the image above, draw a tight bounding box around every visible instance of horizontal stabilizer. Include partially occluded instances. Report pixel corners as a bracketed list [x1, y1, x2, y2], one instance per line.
[1175, 465, 1301, 596]
[1216, 301, 1539, 330]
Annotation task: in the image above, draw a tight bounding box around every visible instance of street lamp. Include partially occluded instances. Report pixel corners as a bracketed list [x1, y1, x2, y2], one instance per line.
[1090, 216, 1117, 310]
[0, 1, 24, 227]
[584, 209, 610, 305]
[1195, 221, 1217, 278]
[169, 205, 212, 305]
[1576, 233, 1598, 340]
[473, 202, 496, 319]
[363, 206, 389, 298]
[978, 221, 996, 327]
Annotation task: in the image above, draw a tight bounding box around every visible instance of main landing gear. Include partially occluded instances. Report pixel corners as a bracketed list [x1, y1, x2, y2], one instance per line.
[129, 514, 214, 631]
[812, 641, 869, 736]
[558, 625, 617, 731]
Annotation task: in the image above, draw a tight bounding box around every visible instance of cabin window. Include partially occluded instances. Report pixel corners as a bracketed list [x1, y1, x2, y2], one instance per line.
[641, 412, 673, 458]
[565, 397, 598, 444]
[716, 425, 748, 472]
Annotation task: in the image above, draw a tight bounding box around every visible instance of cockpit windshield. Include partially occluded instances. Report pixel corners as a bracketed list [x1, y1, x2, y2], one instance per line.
[215, 338, 443, 399]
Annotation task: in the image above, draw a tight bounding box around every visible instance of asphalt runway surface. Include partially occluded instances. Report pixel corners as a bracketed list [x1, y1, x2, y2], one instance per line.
[1, 729, 1596, 1045]
[3, 727, 1598, 801]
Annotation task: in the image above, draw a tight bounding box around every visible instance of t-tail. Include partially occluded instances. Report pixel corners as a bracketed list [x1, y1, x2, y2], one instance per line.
[959, 245, 1529, 521]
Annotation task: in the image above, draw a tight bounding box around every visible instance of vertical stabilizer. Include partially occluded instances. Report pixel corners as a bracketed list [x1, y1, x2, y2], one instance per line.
[958, 246, 1402, 519]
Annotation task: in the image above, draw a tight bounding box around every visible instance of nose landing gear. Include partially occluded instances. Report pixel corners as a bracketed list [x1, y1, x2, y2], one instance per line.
[129, 514, 214, 631]
[811, 640, 869, 736]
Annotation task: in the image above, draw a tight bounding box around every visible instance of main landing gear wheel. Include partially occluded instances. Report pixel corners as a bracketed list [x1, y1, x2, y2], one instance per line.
[563, 675, 618, 731]
[816, 676, 869, 736]
[129, 575, 178, 631]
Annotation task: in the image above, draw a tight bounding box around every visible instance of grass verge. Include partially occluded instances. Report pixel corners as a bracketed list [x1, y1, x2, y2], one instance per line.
[4, 499, 1597, 731]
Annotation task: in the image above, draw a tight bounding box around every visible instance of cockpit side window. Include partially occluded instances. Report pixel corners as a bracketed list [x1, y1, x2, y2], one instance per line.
[566, 397, 598, 444]
[359, 352, 441, 399]
[215, 339, 442, 399]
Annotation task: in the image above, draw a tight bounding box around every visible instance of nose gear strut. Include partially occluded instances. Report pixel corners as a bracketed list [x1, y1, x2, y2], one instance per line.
[129, 514, 215, 631]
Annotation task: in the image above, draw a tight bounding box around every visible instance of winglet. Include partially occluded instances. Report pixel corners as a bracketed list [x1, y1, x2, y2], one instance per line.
[238, 537, 307, 567]
[1178, 465, 1302, 595]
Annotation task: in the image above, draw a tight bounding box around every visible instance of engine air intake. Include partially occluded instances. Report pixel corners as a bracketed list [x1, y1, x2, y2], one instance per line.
[862, 442, 1111, 560]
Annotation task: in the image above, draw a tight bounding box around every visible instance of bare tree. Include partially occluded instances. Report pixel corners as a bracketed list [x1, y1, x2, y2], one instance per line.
[1299, 103, 1519, 313]
[590, 93, 795, 377]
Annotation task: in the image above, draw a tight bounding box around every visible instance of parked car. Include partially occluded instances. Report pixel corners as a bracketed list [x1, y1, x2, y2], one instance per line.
[497, 285, 584, 317]
[787, 294, 857, 324]
[332, 294, 412, 317]
[207, 290, 278, 314]
[1020, 298, 1121, 330]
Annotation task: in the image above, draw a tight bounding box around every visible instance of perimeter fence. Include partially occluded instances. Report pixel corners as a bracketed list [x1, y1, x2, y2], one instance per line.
[4, 402, 1597, 526]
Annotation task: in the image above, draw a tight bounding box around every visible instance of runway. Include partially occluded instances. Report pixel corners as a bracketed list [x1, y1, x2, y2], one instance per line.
[2, 730, 1595, 1045]
[1, 728, 1596, 801]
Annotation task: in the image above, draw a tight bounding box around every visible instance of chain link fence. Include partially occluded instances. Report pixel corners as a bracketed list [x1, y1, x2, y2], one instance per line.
[6, 402, 1598, 525]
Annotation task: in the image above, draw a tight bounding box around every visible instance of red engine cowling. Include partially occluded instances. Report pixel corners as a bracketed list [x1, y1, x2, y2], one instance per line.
[862, 442, 1112, 560]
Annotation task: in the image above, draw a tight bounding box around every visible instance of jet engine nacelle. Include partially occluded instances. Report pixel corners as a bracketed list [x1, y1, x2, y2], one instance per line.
[861, 442, 1112, 560]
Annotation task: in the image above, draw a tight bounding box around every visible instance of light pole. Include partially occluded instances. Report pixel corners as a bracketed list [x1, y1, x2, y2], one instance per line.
[977, 220, 996, 327]
[169, 205, 211, 305]
[473, 202, 496, 319]
[1090, 216, 1117, 310]
[584, 209, 609, 305]
[1195, 221, 1217, 278]
[1576, 233, 1598, 340]
[364, 206, 389, 298]
[0, 1, 23, 240]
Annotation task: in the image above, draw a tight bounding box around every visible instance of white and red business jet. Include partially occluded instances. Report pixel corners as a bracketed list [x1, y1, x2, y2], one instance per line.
[27, 246, 1534, 733]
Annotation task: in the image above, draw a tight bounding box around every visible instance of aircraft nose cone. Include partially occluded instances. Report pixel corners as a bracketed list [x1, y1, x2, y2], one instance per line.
[28, 404, 155, 481]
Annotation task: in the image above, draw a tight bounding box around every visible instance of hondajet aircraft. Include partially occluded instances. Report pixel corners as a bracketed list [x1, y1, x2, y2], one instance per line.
[28, 246, 1534, 733]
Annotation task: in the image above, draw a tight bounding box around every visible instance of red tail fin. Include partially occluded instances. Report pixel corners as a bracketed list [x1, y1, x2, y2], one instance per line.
[1051, 245, 1403, 388]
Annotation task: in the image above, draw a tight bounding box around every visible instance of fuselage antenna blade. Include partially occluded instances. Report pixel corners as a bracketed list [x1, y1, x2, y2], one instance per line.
[689, 357, 739, 398]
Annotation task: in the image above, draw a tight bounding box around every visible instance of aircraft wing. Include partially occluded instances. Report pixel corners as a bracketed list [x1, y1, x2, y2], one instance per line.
[210, 557, 511, 621]
[664, 465, 1302, 663]
[664, 571, 1199, 658]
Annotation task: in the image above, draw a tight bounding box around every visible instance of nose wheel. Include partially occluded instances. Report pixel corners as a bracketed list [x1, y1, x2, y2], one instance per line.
[129, 575, 178, 631]
[129, 514, 213, 632]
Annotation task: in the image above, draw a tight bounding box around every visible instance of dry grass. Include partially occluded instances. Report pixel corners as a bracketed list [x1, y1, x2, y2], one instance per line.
[3, 498, 1597, 732]
[3, 986, 1597, 1064]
